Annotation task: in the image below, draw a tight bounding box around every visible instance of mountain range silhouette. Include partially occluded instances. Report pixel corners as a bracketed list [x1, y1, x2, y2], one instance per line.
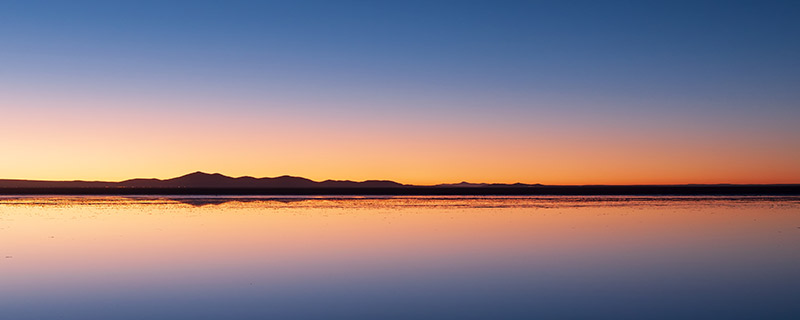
[0, 172, 797, 195]
[0, 171, 410, 188]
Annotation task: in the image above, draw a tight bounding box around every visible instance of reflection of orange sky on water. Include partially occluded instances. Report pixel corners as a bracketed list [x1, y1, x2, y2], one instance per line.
[2, 197, 799, 296]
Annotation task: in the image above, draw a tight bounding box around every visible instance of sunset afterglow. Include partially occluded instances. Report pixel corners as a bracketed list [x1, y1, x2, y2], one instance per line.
[2, 1, 798, 184]
[2, 2, 799, 319]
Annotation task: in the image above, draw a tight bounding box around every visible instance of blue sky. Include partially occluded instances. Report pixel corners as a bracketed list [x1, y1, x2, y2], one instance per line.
[4, 1, 798, 105]
[1, 0, 799, 183]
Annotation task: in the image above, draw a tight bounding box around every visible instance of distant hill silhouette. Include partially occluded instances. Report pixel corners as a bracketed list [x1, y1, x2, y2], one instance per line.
[0, 172, 798, 195]
[0, 171, 408, 189]
[434, 181, 544, 188]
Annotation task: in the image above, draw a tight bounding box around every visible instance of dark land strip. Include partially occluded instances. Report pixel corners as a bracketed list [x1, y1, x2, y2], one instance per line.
[1, 185, 799, 196]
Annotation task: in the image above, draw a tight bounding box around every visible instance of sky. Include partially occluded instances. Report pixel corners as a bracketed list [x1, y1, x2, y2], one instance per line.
[1, 0, 799, 184]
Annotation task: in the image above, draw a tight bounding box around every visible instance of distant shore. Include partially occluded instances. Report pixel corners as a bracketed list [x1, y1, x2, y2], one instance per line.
[1, 185, 799, 196]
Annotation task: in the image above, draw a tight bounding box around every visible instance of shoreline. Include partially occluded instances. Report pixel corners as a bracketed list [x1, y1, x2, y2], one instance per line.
[1, 185, 799, 196]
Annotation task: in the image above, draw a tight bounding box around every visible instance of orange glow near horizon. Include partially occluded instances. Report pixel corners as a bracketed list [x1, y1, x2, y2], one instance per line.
[2, 95, 799, 185]
[2, 0, 800, 186]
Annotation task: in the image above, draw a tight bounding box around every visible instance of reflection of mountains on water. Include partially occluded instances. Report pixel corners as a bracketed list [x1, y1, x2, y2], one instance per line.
[1, 171, 799, 195]
[162, 197, 312, 207]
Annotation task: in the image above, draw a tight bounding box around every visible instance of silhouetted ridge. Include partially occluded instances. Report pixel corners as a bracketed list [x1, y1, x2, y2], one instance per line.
[435, 182, 489, 188]
[320, 180, 404, 188]
[2, 173, 798, 195]
[114, 172, 401, 188]
[165, 172, 237, 188]
[0, 179, 113, 188]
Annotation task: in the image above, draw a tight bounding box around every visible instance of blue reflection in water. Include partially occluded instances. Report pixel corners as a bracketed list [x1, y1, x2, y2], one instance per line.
[6, 266, 800, 319]
[0, 196, 798, 319]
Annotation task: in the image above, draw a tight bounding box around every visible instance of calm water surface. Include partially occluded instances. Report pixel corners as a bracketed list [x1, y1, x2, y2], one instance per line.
[1, 196, 799, 319]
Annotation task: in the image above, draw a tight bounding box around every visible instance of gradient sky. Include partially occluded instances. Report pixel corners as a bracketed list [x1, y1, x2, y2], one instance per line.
[1, 0, 799, 184]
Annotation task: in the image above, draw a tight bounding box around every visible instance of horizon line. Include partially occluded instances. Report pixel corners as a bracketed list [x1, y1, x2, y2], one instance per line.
[1, 171, 798, 187]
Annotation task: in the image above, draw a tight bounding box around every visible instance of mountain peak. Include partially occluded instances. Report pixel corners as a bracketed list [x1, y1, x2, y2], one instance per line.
[164, 172, 235, 187]
[174, 171, 225, 178]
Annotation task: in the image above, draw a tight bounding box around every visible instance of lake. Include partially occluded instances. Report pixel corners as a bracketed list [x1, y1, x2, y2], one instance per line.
[1, 196, 799, 319]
